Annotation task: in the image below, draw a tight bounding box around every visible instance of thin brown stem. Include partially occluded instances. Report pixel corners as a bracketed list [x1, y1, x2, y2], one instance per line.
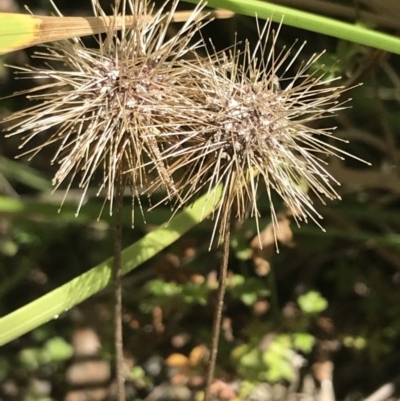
[113, 179, 125, 401]
[204, 214, 231, 401]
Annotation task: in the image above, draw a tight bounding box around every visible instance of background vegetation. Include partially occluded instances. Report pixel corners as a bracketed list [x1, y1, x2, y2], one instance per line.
[0, 0, 400, 400]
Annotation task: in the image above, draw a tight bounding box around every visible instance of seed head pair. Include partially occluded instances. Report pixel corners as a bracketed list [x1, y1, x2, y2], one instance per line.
[3, 0, 363, 245]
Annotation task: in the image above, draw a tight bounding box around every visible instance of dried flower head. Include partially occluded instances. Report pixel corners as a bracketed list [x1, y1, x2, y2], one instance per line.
[152, 20, 368, 247]
[3, 0, 207, 216]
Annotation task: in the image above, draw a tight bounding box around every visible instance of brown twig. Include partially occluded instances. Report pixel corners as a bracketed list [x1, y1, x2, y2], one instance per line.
[204, 213, 231, 401]
[113, 177, 125, 401]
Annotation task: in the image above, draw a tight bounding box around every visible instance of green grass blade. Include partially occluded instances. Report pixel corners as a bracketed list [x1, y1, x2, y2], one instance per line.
[0, 157, 51, 192]
[3, 1, 399, 55]
[0, 195, 171, 226]
[0, 13, 40, 55]
[185, 0, 400, 55]
[0, 14, 138, 55]
[0, 187, 221, 346]
[295, 226, 400, 249]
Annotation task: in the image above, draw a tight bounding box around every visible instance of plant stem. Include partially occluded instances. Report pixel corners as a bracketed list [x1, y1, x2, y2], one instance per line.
[204, 215, 231, 401]
[113, 180, 125, 401]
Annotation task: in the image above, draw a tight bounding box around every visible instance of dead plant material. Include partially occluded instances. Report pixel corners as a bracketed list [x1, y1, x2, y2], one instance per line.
[150, 19, 369, 249]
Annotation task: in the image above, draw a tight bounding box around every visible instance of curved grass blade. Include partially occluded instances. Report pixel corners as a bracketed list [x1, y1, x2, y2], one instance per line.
[184, 0, 400, 55]
[0, 187, 222, 346]
[0, 157, 51, 192]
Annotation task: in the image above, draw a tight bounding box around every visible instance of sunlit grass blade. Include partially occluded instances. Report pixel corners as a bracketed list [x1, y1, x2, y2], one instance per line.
[0, 9, 234, 55]
[0, 186, 222, 346]
[183, 0, 400, 55]
[0, 14, 132, 55]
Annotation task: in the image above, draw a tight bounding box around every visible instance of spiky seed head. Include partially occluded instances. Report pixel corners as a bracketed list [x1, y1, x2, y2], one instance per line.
[152, 19, 368, 248]
[2, 0, 208, 217]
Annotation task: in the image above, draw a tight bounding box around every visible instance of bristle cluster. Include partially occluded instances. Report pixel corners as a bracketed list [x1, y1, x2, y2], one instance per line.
[3, 0, 363, 245]
[148, 22, 361, 246]
[3, 0, 206, 215]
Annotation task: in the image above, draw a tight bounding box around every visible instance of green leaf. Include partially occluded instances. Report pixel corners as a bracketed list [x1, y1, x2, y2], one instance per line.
[292, 333, 315, 353]
[19, 348, 41, 371]
[262, 335, 294, 382]
[147, 280, 181, 297]
[263, 335, 291, 361]
[240, 348, 260, 368]
[241, 292, 257, 306]
[230, 277, 269, 305]
[231, 343, 250, 362]
[183, 0, 400, 55]
[181, 282, 209, 305]
[43, 337, 73, 362]
[298, 291, 328, 314]
[265, 358, 294, 382]
[0, 186, 222, 346]
[343, 336, 367, 350]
